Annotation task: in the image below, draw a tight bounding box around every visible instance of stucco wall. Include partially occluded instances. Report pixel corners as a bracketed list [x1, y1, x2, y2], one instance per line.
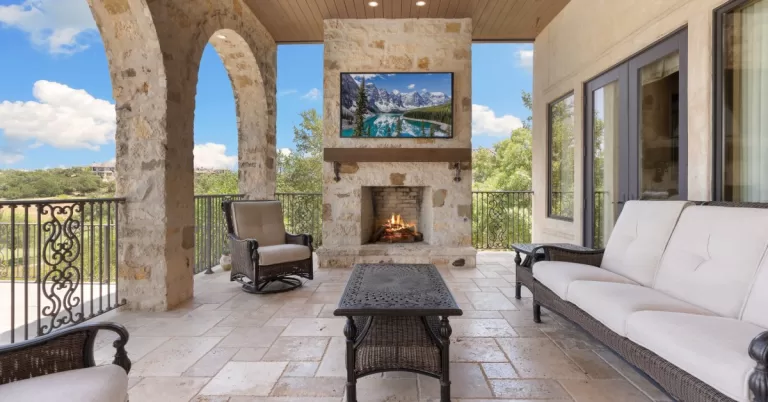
[319, 19, 475, 268]
[532, 0, 730, 244]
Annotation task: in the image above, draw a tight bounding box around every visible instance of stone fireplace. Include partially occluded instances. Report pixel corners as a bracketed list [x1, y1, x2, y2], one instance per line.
[317, 18, 476, 268]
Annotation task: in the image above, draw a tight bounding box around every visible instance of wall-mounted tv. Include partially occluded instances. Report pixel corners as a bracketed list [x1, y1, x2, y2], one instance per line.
[340, 72, 453, 138]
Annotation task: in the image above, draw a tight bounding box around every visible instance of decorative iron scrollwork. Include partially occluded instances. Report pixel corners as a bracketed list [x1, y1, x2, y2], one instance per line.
[39, 202, 84, 335]
[484, 194, 507, 249]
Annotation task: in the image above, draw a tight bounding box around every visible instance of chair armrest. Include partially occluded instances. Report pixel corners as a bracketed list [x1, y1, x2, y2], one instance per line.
[228, 233, 259, 262]
[749, 331, 768, 402]
[286, 232, 313, 250]
[0, 322, 130, 385]
[538, 245, 605, 267]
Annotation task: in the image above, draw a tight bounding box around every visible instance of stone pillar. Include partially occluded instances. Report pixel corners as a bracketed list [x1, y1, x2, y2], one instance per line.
[90, 0, 276, 311]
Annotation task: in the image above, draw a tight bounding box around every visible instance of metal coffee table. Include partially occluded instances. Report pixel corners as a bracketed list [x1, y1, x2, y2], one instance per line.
[334, 263, 463, 402]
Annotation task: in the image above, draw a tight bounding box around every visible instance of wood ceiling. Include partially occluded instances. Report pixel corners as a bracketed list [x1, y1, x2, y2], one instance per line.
[243, 0, 570, 43]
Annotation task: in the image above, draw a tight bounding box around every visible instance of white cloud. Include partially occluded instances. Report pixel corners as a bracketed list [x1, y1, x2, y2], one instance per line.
[278, 89, 298, 97]
[0, 149, 23, 165]
[301, 88, 320, 100]
[386, 74, 395, 77]
[472, 104, 524, 136]
[0, 0, 97, 54]
[193, 143, 236, 170]
[351, 74, 381, 80]
[407, 84, 416, 89]
[0, 80, 115, 150]
[517, 49, 534, 71]
[421, 88, 428, 92]
[279, 148, 292, 156]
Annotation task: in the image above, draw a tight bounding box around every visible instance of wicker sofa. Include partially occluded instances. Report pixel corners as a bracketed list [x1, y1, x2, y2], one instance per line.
[0, 322, 130, 401]
[532, 201, 768, 402]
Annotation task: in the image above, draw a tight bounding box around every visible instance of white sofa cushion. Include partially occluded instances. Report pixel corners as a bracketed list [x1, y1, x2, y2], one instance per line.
[742, 256, 768, 328]
[231, 201, 286, 247]
[653, 205, 768, 318]
[627, 311, 765, 402]
[0, 364, 127, 402]
[600, 200, 690, 287]
[533, 261, 637, 300]
[258, 244, 311, 266]
[567, 281, 713, 336]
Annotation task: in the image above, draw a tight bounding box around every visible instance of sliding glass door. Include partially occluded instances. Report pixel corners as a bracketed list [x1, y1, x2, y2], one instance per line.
[585, 29, 688, 248]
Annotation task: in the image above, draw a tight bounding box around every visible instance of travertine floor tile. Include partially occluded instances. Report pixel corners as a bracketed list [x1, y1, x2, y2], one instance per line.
[131, 336, 222, 377]
[418, 363, 493, 399]
[559, 379, 653, 402]
[451, 318, 518, 337]
[350, 376, 419, 401]
[274, 303, 326, 318]
[271, 377, 345, 397]
[595, 350, 674, 402]
[490, 379, 572, 399]
[232, 347, 269, 361]
[450, 337, 508, 362]
[263, 337, 330, 361]
[281, 318, 345, 337]
[315, 337, 346, 377]
[481, 362, 519, 379]
[565, 349, 622, 380]
[132, 311, 229, 337]
[465, 292, 518, 310]
[129, 377, 210, 401]
[283, 362, 320, 377]
[495, 338, 588, 380]
[217, 310, 275, 327]
[218, 326, 284, 348]
[95, 336, 170, 365]
[184, 347, 239, 377]
[201, 361, 288, 396]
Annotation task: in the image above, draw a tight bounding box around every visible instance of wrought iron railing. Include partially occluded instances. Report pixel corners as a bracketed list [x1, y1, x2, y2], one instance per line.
[194, 194, 244, 274]
[0, 198, 125, 344]
[472, 191, 534, 249]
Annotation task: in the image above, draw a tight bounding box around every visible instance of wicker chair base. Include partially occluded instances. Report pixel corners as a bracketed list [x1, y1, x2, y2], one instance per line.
[239, 276, 303, 294]
[533, 280, 734, 402]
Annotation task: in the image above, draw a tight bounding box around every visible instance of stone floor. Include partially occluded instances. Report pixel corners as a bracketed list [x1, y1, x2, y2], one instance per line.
[91, 251, 671, 402]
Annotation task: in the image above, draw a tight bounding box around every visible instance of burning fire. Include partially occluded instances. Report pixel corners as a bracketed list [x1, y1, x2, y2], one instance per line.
[388, 213, 418, 234]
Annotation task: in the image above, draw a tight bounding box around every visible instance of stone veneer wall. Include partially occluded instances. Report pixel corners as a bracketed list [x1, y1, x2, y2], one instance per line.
[319, 19, 476, 268]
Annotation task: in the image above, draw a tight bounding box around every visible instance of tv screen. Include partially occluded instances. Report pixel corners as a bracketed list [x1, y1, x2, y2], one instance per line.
[340, 72, 453, 138]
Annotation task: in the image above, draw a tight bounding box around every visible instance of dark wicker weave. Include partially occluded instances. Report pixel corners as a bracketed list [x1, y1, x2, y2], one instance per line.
[335, 264, 462, 402]
[511, 243, 594, 301]
[0, 322, 130, 385]
[532, 202, 768, 402]
[222, 200, 314, 294]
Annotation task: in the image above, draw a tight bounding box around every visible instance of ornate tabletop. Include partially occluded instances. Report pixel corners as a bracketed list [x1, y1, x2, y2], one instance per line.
[334, 264, 463, 317]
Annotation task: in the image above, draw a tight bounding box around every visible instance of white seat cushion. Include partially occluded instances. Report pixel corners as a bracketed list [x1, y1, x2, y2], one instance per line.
[600, 200, 691, 286]
[533, 261, 637, 300]
[627, 311, 765, 402]
[742, 257, 768, 328]
[258, 244, 311, 266]
[653, 205, 768, 318]
[567, 281, 713, 336]
[0, 364, 127, 402]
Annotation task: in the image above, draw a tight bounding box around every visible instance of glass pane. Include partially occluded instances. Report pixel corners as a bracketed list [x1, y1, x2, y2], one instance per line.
[723, 0, 768, 202]
[638, 51, 681, 200]
[593, 82, 620, 248]
[549, 94, 575, 219]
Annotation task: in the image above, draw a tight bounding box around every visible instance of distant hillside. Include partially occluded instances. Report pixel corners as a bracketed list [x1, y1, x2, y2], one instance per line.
[402, 102, 452, 125]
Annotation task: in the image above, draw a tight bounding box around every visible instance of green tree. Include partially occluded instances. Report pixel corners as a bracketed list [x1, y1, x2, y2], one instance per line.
[353, 77, 368, 137]
[276, 109, 323, 193]
[194, 171, 238, 195]
[396, 118, 403, 136]
[429, 124, 436, 138]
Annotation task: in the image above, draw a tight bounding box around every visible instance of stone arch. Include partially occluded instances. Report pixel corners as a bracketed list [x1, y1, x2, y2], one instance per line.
[207, 28, 274, 199]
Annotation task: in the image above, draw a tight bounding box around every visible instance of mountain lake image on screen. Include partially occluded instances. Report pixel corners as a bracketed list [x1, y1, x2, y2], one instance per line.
[340, 72, 454, 138]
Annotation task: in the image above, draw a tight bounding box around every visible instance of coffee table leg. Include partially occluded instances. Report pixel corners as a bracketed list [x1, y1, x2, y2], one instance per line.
[344, 317, 358, 402]
[439, 316, 452, 402]
[514, 252, 523, 300]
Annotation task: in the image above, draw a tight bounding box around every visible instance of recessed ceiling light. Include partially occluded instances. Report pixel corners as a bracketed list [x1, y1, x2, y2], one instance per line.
[416, 1, 426, 6]
[216, 34, 227, 39]
[368, 1, 378, 6]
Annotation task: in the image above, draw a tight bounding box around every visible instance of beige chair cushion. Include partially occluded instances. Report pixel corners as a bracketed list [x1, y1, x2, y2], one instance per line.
[741, 255, 768, 328]
[0, 364, 127, 402]
[627, 311, 765, 402]
[259, 244, 311, 266]
[653, 205, 768, 318]
[231, 201, 286, 247]
[533, 261, 637, 300]
[567, 281, 713, 336]
[600, 200, 691, 286]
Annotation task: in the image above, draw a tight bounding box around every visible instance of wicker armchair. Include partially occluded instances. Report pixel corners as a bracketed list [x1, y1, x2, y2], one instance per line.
[0, 322, 130, 401]
[222, 200, 314, 294]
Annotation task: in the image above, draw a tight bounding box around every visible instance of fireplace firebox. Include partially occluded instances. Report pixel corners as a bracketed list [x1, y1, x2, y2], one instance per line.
[360, 186, 431, 245]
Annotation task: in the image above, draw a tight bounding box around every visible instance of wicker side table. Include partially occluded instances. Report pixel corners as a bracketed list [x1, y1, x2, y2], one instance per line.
[335, 264, 462, 402]
[511, 243, 593, 300]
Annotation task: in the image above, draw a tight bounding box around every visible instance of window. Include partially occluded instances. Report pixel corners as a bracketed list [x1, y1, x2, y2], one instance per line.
[548, 92, 575, 220]
[715, 0, 768, 202]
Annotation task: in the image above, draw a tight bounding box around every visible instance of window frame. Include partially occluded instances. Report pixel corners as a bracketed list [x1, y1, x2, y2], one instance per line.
[547, 91, 576, 222]
[713, 0, 759, 201]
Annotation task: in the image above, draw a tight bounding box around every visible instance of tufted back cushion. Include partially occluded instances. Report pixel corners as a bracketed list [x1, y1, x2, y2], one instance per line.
[741, 254, 768, 328]
[230, 201, 286, 247]
[654, 206, 768, 318]
[600, 200, 691, 286]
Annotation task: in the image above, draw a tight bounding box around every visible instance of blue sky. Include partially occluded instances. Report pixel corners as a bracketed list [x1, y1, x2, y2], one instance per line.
[0, 0, 532, 170]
